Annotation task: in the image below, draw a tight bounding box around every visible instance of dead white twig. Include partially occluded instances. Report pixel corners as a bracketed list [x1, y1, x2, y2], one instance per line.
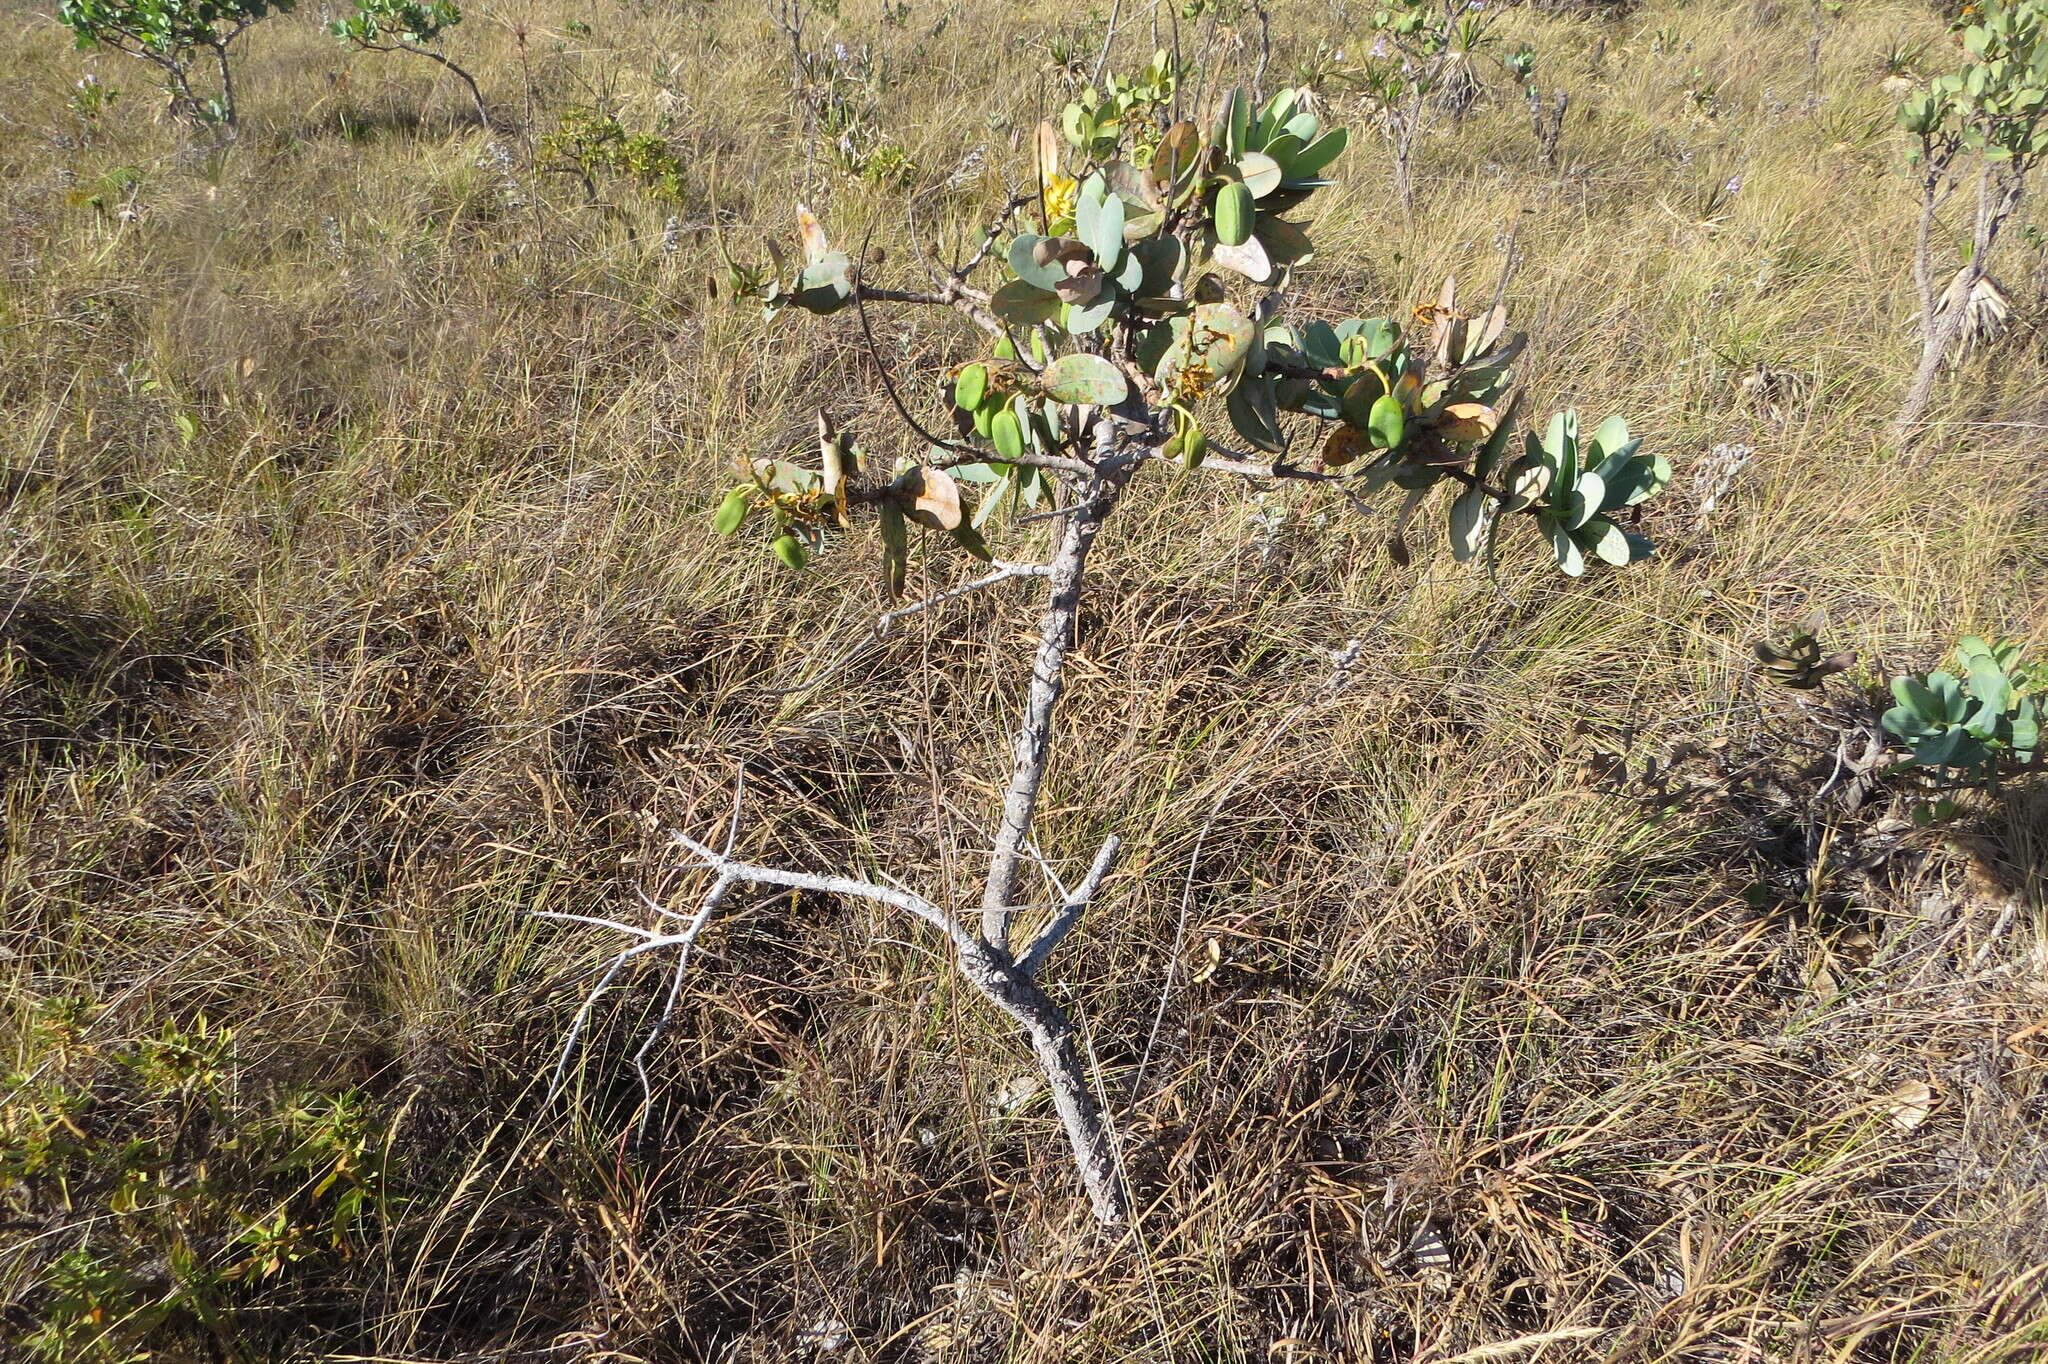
[540, 782, 749, 1126]
[876, 561, 1051, 635]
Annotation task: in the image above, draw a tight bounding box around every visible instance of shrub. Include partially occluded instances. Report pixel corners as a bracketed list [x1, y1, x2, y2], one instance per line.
[556, 70, 1671, 1225]
[55, 0, 295, 128]
[1894, 0, 2048, 429]
[327, 0, 492, 127]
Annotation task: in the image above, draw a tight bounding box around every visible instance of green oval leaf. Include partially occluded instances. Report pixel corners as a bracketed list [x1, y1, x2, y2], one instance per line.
[1368, 393, 1405, 450]
[955, 362, 988, 411]
[1447, 484, 1490, 562]
[991, 407, 1025, 461]
[713, 487, 751, 535]
[992, 279, 1062, 326]
[1286, 126, 1349, 178]
[1236, 152, 1284, 199]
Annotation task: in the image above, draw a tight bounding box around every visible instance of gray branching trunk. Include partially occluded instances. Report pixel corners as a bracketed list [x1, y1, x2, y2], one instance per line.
[956, 921, 1129, 1224]
[1897, 164, 2027, 434]
[552, 419, 1141, 1225]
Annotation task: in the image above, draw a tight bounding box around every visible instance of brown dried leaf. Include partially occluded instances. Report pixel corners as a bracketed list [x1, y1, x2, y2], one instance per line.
[1882, 1080, 1936, 1131]
[905, 466, 963, 531]
[1034, 120, 1062, 192]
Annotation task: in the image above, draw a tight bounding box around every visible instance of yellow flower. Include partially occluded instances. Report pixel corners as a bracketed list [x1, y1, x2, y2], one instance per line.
[1042, 173, 1078, 228]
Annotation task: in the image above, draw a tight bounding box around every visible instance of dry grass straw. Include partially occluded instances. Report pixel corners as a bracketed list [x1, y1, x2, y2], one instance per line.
[3, 0, 2047, 1358]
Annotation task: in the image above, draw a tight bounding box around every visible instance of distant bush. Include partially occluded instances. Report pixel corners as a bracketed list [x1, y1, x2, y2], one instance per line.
[55, 0, 294, 128]
[540, 107, 688, 206]
[1895, 0, 2048, 428]
[327, 0, 492, 127]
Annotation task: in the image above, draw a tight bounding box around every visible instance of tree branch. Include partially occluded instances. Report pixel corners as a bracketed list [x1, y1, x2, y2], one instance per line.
[979, 421, 1132, 950]
[1015, 834, 1121, 976]
[395, 40, 496, 127]
[669, 829, 978, 954]
[854, 285, 1002, 336]
[956, 195, 1032, 279]
[658, 801, 1132, 1222]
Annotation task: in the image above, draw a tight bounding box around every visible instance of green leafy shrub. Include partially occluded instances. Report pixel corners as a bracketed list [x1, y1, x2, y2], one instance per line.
[1059, 47, 1178, 159]
[327, 0, 457, 46]
[328, 0, 493, 126]
[55, 0, 295, 127]
[1883, 636, 2042, 775]
[66, 73, 119, 124]
[2, 1006, 393, 1362]
[1360, 0, 1510, 210]
[718, 83, 1668, 581]
[540, 107, 688, 205]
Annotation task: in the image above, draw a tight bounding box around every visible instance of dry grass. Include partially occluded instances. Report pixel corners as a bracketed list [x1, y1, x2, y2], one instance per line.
[3, 0, 2048, 1358]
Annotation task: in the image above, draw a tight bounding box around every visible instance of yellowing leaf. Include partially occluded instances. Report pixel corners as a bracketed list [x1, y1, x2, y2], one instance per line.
[1324, 424, 1372, 467]
[796, 204, 830, 266]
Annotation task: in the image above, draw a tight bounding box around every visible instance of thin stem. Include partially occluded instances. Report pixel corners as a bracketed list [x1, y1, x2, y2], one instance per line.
[1089, 0, 1127, 89]
[1898, 156, 2031, 434]
[1014, 835, 1121, 975]
[876, 561, 1051, 634]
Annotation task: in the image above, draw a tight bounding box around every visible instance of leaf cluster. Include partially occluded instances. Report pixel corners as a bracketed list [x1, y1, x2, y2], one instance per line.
[714, 61, 1670, 584]
[539, 107, 689, 205]
[326, 0, 461, 49]
[57, 0, 294, 56]
[1882, 636, 2042, 773]
[4, 1006, 392, 1362]
[1753, 621, 1858, 690]
[714, 418, 991, 587]
[1061, 48, 1179, 159]
[1899, 0, 2048, 165]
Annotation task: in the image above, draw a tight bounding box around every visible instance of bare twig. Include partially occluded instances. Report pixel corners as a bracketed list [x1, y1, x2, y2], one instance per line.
[1090, 0, 1127, 89]
[671, 827, 975, 949]
[953, 192, 1034, 280]
[1015, 835, 1121, 975]
[876, 561, 1052, 634]
[543, 785, 750, 1110]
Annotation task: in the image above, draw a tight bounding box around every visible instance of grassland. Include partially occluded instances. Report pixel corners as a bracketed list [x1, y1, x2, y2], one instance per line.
[3, 0, 2048, 1358]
